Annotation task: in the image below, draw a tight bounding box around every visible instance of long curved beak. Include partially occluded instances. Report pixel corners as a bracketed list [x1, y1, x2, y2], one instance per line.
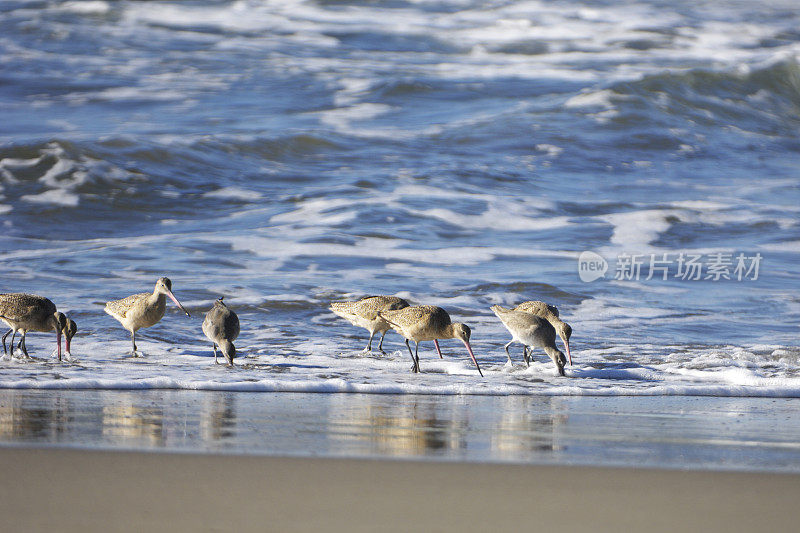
[56, 329, 62, 361]
[564, 338, 572, 366]
[463, 340, 483, 377]
[166, 289, 191, 317]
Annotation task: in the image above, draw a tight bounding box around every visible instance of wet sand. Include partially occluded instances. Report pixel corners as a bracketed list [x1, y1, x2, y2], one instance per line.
[1, 446, 799, 532]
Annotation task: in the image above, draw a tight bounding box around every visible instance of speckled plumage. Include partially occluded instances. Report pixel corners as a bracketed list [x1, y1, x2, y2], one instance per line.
[202, 297, 240, 366]
[491, 305, 566, 376]
[379, 305, 482, 377]
[0, 293, 66, 359]
[329, 295, 409, 352]
[513, 300, 559, 319]
[104, 277, 190, 355]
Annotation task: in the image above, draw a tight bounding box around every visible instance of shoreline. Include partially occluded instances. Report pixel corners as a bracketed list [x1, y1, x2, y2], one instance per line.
[2, 446, 799, 532]
[3, 390, 800, 473]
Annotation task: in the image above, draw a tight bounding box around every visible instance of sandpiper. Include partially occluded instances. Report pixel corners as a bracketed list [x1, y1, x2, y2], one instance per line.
[330, 295, 409, 353]
[104, 277, 190, 356]
[379, 305, 483, 377]
[202, 297, 240, 366]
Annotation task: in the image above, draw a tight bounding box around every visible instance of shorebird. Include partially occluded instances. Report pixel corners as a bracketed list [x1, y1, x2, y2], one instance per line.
[0, 293, 67, 360]
[378, 305, 483, 377]
[202, 297, 240, 366]
[491, 305, 567, 376]
[512, 300, 572, 366]
[329, 295, 409, 353]
[104, 277, 190, 356]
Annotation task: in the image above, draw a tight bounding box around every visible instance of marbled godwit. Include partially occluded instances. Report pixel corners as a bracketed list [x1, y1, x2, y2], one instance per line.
[491, 305, 567, 376]
[202, 297, 240, 366]
[513, 300, 572, 366]
[378, 305, 483, 376]
[104, 277, 190, 356]
[0, 293, 67, 360]
[329, 295, 409, 353]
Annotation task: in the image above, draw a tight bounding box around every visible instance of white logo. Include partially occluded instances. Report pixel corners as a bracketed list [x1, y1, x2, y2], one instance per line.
[578, 251, 607, 282]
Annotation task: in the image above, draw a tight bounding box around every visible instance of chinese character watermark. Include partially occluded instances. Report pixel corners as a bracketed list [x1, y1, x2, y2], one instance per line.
[578, 251, 762, 282]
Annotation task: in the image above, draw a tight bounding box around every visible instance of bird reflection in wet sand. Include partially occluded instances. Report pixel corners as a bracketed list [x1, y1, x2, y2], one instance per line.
[0, 400, 71, 441]
[104, 277, 190, 357]
[379, 305, 483, 377]
[330, 398, 467, 457]
[329, 295, 409, 354]
[491, 397, 567, 459]
[200, 393, 237, 442]
[102, 402, 164, 445]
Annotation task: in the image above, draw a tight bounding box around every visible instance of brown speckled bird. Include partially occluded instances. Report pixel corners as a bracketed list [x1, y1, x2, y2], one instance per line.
[104, 277, 190, 356]
[378, 305, 483, 377]
[0, 293, 67, 360]
[329, 295, 409, 353]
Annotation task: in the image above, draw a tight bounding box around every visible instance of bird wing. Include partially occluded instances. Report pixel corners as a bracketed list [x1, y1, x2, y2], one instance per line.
[104, 292, 147, 319]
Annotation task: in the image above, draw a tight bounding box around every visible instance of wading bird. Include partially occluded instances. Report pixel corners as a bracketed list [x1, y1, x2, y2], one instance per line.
[104, 277, 190, 356]
[202, 297, 240, 366]
[330, 295, 409, 353]
[0, 293, 67, 360]
[379, 305, 482, 377]
[512, 300, 572, 366]
[491, 304, 567, 376]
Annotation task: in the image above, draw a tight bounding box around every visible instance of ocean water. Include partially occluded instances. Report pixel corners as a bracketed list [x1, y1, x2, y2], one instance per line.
[1, 0, 799, 398]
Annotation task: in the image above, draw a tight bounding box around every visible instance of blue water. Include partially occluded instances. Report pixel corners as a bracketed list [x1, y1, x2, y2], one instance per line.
[1, 0, 799, 396]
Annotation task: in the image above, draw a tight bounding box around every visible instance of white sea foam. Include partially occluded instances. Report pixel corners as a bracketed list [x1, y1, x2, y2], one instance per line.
[564, 89, 618, 109]
[2, 332, 799, 398]
[601, 209, 676, 249]
[203, 187, 262, 201]
[20, 189, 80, 207]
[60, 1, 110, 15]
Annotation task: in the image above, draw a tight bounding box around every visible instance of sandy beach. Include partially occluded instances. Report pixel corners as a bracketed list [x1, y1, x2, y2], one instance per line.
[2, 446, 799, 532]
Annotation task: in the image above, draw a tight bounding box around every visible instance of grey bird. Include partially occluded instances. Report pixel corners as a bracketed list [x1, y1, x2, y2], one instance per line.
[512, 300, 573, 366]
[202, 297, 240, 366]
[491, 304, 567, 376]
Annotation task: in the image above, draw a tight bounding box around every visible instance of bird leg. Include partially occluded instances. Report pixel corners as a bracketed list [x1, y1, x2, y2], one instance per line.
[130, 331, 143, 357]
[363, 331, 376, 352]
[433, 339, 443, 359]
[213, 343, 219, 364]
[18, 333, 31, 359]
[523, 346, 531, 367]
[504, 340, 514, 365]
[2, 328, 11, 356]
[377, 330, 388, 355]
[405, 339, 419, 373]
